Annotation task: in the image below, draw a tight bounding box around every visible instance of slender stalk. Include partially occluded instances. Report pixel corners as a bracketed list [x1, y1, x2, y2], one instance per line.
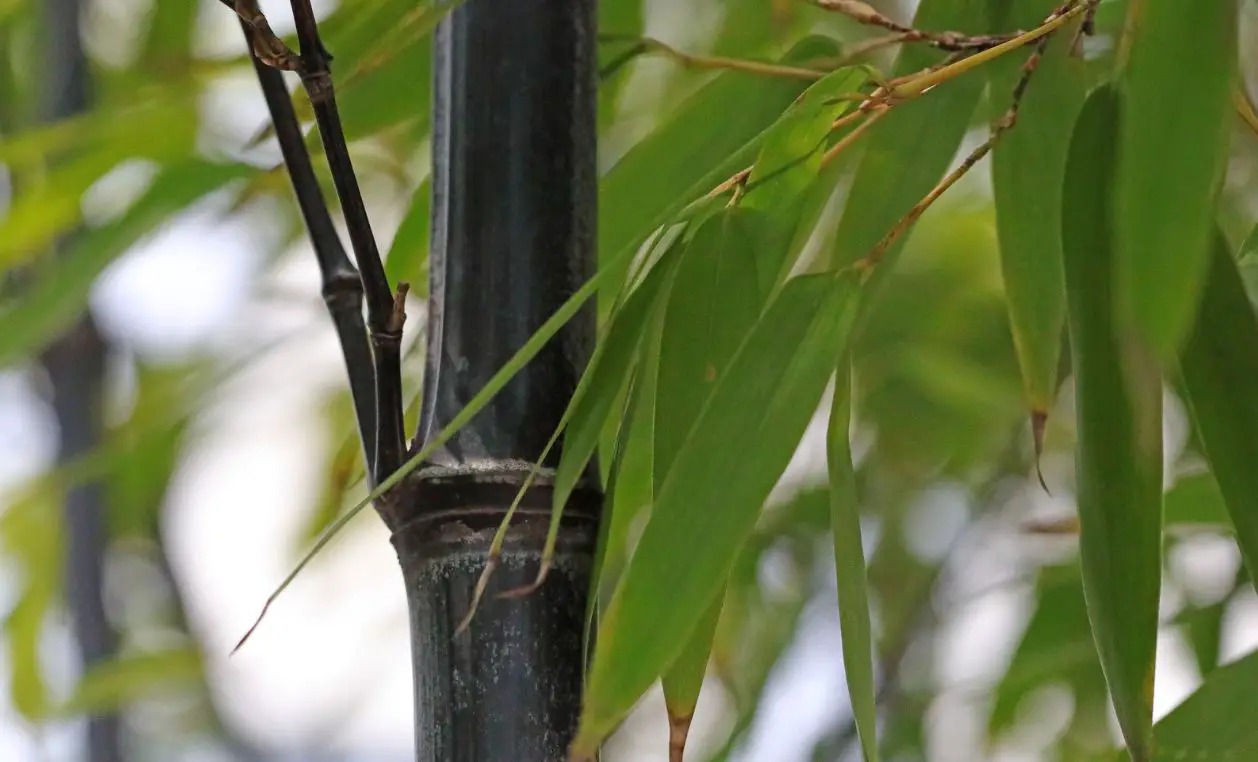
[286, 0, 405, 483]
[241, 21, 379, 480]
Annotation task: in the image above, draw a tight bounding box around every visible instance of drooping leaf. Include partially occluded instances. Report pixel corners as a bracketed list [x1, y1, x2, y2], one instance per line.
[989, 0, 1086, 441]
[826, 0, 994, 274]
[574, 271, 863, 755]
[54, 649, 204, 717]
[828, 358, 878, 762]
[654, 208, 767, 758]
[1180, 233, 1258, 581]
[1061, 84, 1162, 762]
[535, 233, 687, 573]
[661, 596, 721, 761]
[1113, 0, 1237, 362]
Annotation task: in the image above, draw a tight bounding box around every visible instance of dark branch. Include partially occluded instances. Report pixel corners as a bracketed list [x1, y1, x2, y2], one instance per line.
[287, 0, 406, 483]
[241, 20, 380, 483]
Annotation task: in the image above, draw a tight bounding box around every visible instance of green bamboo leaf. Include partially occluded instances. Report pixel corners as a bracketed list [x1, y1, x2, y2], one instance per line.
[594, 295, 666, 609]
[742, 67, 867, 290]
[661, 596, 721, 760]
[533, 234, 685, 576]
[54, 649, 203, 718]
[0, 159, 252, 368]
[827, 0, 993, 273]
[1121, 648, 1258, 761]
[1180, 233, 1258, 580]
[828, 358, 878, 762]
[597, 0, 644, 127]
[655, 209, 767, 758]
[384, 175, 431, 297]
[597, 35, 839, 315]
[1061, 84, 1162, 762]
[1114, 0, 1236, 362]
[989, 0, 1085, 446]
[574, 270, 863, 755]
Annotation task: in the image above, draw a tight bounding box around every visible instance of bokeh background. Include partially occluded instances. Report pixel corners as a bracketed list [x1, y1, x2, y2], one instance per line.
[4, 0, 1258, 760]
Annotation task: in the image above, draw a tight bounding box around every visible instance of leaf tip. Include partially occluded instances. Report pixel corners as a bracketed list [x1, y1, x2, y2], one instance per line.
[498, 559, 552, 600]
[454, 557, 499, 637]
[1030, 409, 1052, 496]
[230, 598, 272, 656]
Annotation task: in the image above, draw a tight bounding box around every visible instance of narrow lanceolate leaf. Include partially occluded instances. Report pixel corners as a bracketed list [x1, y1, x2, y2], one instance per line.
[1061, 85, 1162, 762]
[742, 67, 867, 291]
[655, 209, 767, 759]
[827, 0, 993, 273]
[596, 0, 645, 128]
[828, 359, 878, 762]
[1180, 234, 1258, 582]
[597, 35, 839, 315]
[1114, 0, 1237, 362]
[574, 271, 863, 757]
[533, 235, 686, 575]
[1134, 647, 1258, 761]
[989, 0, 1086, 449]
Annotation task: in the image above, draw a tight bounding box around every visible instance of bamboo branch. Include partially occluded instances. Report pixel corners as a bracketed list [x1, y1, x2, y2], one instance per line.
[287, 0, 405, 484]
[854, 12, 1066, 275]
[240, 19, 380, 482]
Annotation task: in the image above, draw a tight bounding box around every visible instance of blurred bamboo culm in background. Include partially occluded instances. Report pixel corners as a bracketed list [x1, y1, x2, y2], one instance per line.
[36, 0, 121, 759]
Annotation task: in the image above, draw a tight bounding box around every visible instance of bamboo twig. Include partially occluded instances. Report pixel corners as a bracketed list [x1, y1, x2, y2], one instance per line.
[287, 0, 405, 484]
[853, 13, 1066, 275]
[239, 21, 380, 490]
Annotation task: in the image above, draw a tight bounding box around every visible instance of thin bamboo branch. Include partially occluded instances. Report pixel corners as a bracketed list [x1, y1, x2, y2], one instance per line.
[241, 20, 380, 481]
[286, 0, 405, 483]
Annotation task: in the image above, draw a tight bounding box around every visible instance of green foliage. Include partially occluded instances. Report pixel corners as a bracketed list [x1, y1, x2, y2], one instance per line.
[7, 0, 1258, 759]
[1062, 84, 1162, 762]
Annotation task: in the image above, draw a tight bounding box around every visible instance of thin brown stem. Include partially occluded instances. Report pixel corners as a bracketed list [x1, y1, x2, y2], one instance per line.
[853, 17, 1062, 275]
[812, 0, 1022, 53]
[638, 37, 826, 80]
[820, 106, 889, 168]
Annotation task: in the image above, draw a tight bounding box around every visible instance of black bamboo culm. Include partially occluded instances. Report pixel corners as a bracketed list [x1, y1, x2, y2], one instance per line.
[38, 0, 123, 760]
[231, 0, 603, 758]
[388, 0, 602, 759]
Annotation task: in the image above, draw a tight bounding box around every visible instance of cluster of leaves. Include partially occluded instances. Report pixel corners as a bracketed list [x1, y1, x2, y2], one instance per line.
[7, 0, 1258, 760]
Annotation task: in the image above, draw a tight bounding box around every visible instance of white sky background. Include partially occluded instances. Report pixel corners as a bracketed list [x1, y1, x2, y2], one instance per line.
[2, 0, 1258, 760]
